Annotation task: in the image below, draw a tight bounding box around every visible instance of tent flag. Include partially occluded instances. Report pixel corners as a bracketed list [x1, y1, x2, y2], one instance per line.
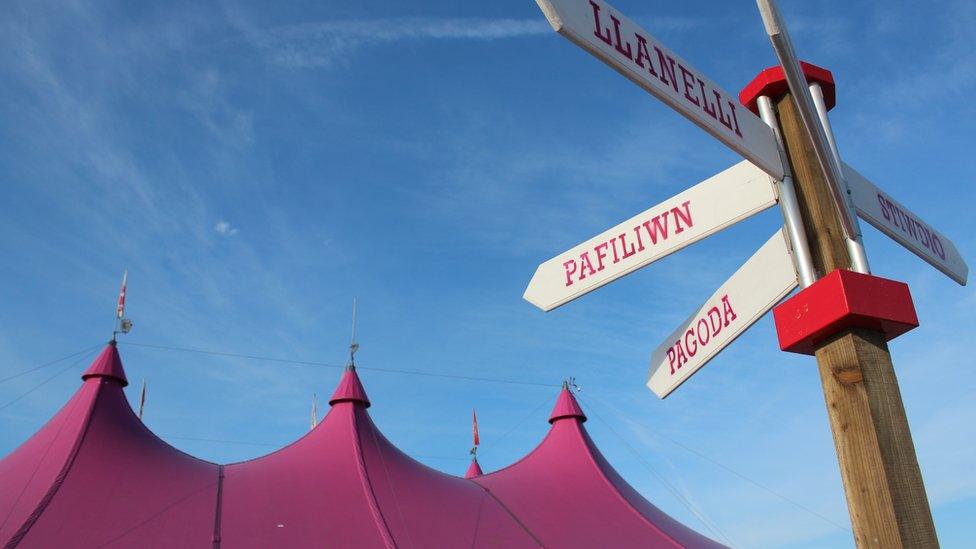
[311, 393, 318, 430]
[116, 269, 128, 319]
[472, 409, 480, 448]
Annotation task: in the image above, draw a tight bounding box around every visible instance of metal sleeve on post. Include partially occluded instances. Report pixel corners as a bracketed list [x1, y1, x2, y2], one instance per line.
[809, 81, 871, 275]
[756, 0, 860, 244]
[756, 95, 818, 288]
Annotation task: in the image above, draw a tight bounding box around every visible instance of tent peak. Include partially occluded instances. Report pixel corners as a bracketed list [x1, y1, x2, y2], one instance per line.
[464, 457, 483, 479]
[81, 342, 129, 387]
[328, 364, 370, 408]
[548, 386, 586, 424]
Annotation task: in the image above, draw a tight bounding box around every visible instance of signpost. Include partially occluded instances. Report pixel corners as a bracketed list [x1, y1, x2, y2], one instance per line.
[844, 163, 969, 286]
[526, 0, 967, 544]
[535, 0, 784, 180]
[524, 161, 777, 311]
[647, 229, 797, 398]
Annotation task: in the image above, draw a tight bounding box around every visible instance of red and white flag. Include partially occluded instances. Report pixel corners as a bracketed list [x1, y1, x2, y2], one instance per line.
[472, 409, 480, 447]
[116, 269, 128, 319]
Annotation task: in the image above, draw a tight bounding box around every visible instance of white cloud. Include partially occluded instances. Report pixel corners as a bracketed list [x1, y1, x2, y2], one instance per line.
[245, 17, 550, 68]
[214, 220, 239, 236]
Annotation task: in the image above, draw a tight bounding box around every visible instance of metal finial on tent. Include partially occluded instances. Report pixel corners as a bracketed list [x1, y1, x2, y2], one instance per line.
[564, 377, 582, 393]
[347, 298, 360, 370]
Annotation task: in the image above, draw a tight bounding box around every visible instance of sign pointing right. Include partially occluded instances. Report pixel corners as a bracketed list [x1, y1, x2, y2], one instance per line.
[843, 163, 969, 286]
[534, 0, 784, 180]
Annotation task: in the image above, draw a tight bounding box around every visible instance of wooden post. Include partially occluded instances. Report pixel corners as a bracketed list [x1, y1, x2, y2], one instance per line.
[774, 92, 939, 548]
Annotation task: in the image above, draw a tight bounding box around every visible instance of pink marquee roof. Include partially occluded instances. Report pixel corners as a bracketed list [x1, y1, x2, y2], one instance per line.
[0, 343, 723, 548]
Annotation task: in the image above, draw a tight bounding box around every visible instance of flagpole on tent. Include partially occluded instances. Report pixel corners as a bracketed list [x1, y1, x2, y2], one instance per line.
[112, 268, 132, 342]
[348, 298, 359, 368]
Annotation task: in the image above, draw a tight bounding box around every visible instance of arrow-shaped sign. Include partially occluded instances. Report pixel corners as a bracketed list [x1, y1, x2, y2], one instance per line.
[535, 0, 785, 180]
[647, 228, 798, 398]
[524, 161, 778, 311]
[844, 163, 969, 286]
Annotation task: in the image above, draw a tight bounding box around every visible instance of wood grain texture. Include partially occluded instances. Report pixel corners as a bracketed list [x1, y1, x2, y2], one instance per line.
[776, 93, 938, 548]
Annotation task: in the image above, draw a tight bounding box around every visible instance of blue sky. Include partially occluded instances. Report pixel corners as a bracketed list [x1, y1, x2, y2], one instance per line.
[1, 0, 974, 546]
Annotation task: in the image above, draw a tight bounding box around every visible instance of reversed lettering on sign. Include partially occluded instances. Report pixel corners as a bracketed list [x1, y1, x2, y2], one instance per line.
[843, 162, 968, 286]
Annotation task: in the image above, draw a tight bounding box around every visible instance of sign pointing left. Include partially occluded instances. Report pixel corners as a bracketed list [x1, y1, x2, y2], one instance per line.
[524, 160, 777, 311]
[535, 0, 785, 180]
[647, 228, 798, 398]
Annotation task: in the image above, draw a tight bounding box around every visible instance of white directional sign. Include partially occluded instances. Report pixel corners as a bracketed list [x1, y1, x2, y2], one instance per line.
[524, 161, 778, 311]
[647, 229, 798, 398]
[534, 0, 785, 180]
[844, 163, 969, 286]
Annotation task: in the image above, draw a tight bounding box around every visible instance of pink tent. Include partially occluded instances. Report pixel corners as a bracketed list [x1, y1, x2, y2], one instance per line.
[0, 343, 723, 548]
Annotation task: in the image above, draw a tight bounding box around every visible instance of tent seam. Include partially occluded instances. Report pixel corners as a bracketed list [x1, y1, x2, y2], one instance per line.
[467, 481, 545, 548]
[575, 423, 684, 548]
[212, 465, 224, 548]
[4, 379, 105, 548]
[349, 406, 397, 549]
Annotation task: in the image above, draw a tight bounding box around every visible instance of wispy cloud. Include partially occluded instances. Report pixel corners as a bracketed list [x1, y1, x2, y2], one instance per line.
[247, 18, 551, 68]
[214, 220, 239, 236]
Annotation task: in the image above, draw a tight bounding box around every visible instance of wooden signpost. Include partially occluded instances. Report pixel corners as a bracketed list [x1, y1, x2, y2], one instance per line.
[526, 0, 967, 545]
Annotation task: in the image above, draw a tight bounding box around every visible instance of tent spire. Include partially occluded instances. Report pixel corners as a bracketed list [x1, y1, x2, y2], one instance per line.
[548, 378, 586, 424]
[466, 409, 483, 479]
[81, 340, 129, 387]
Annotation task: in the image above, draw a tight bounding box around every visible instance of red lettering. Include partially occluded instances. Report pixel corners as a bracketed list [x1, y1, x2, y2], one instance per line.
[654, 47, 678, 93]
[728, 101, 743, 137]
[878, 194, 891, 221]
[698, 79, 717, 119]
[609, 15, 632, 59]
[594, 242, 609, 271]
[632, 225, 645, 252]
[667, 347, 677, 375]
[707, 306, 722, 335]
[633, 34, 657, 77]
[684, 329, 697, 357]
[563, 260, 577, 287]
[696, 318, 711, 347]
[579, 252, 597, 280]
[671, 200, 693, 234]
[679, 65, 699, 106]
[589, 1, 612, 46]
[642, 211, 671, 245]
[932, 235, 946, 260]
[674, 341, 688, 370]
[714, 92, 734, 132]
[618, 232, 638, 260]
[721, 295, 738, 326]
